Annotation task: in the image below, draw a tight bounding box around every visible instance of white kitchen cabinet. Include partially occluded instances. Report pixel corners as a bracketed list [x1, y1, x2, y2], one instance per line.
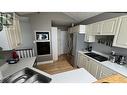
[77, 53, 99, 78]
[91, 22, 102, 35]
[83, 56, 89, 71]
[113, 15, 127, 48]
[0, 13, 22, 50]
[88, 59, 101, 79]
[77, 53, 89, 70]
[13, 15, 22, 47]
[77, 52, 117, 79]
[0, 26, 11, 50]
[69, 25, 85, 34]
[99, 66, 117, 79]
[86, 18, 118, 35]
[84, 34, 95, 42]
[101, 18, 118, 35]
[74, 25, 85, 34]
[85, 24, 92, 35]
[68, 27, 73, 33]
[86, 22, 101, 35]
[77, 53, 85, 68]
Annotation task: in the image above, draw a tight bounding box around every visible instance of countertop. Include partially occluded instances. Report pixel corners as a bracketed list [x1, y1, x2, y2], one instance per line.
[95, 74, 127, 83]
[51, 68, 97, 83]
[0, 57, 51, 79]
[0, 57, 97, 83]
[78, 50, 127, 78]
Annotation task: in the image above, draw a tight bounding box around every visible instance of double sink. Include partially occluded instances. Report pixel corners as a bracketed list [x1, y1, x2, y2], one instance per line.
[85, 52, 108, 62]
[2, 68, 52, 83]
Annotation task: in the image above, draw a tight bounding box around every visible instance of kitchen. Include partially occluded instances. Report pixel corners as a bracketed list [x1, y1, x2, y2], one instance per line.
[1, 12, 127, 83]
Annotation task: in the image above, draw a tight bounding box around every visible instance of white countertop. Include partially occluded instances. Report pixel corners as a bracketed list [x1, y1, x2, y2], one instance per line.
[78, 50, 127, 77]
[0, 57, 97, 83]
[51, 68, 97, 83]
[0, 57, 51, 79]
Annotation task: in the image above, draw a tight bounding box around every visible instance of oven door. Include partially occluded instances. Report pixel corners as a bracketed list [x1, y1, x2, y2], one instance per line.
[36, 42, 50, 55]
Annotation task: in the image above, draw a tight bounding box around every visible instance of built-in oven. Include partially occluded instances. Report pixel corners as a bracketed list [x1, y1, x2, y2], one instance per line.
[36, 42, 50, 55]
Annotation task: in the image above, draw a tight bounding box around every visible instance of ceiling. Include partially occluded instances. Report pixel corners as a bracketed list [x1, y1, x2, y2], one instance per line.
[64, 12, 102, 23]
[18, 12, 102, 26]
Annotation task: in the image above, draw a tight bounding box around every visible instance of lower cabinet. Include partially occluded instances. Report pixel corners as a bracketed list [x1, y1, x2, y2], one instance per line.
[77, 52, 117, 79]
[88, 59, 101, 79]
[77, 53, 85, 68]
[99, 66, 117, 79]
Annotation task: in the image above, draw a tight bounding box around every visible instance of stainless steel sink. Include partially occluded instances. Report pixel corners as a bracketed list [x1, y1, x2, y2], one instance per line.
[2, 68, 52, 83]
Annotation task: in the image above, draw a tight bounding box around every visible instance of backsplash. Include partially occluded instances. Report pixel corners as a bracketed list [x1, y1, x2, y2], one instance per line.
[92, 42, 127, 56]
[91, 42, 127, 63]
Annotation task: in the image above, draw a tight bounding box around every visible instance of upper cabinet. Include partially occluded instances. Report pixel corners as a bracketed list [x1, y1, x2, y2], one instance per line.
[86, 22, 101, 35]
[84, 35, 95, 42]
[0, 13, 22, 50]
[69, 25, 85, 34]
[101, 18, 118, 35]
[86, 17, 118, 35]
[68, 27, 73, 33]
[113, 15, 127, 48]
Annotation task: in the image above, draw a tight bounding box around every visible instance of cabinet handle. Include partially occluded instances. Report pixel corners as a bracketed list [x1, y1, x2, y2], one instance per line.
[17, 43, 21, 46]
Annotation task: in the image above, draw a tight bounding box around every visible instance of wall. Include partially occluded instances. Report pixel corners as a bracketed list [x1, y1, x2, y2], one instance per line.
[27, 12, 76, 62]
[58, 29, 68, 55]
[92, 43, 127, 56]
[19, 17, 34, 49]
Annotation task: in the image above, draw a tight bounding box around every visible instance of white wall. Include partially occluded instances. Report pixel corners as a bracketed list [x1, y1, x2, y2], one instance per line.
[19, 17, 33, 49]
[28, 13, 53, 61]
[28, 13, 51, 31]
[26, 12, 76, 61]
[58, 29, 68, 55]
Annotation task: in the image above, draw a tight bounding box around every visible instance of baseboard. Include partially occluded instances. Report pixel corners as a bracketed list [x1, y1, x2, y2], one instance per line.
[37, 60, 53, 65]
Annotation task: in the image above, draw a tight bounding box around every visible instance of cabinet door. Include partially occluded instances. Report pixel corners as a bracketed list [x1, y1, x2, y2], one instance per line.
[84, 35, 95, 42]
[79, 25, 85, 34]
[101, 18, 118, 35]
[99, 66, 117, 79]
[83, 56, 89, 71]
[0, 26, 10, 50]
[13, 16, 22, 47]
[88, 59, 101, 79]
[68, 27, 73, 33]
[86, 24, 92, 35]
[91, 22, 102, 35]
[113, 16, 127, 48]
[7, 26, 17, 49]
[77, 53, 84, 68]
